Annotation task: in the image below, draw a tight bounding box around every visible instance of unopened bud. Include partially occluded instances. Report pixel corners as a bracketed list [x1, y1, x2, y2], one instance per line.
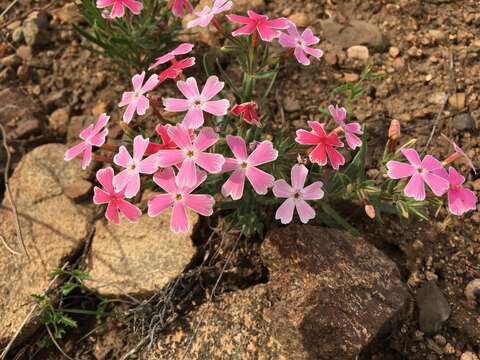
[364, 204, 376, 219]
[388, 119, 401, 141]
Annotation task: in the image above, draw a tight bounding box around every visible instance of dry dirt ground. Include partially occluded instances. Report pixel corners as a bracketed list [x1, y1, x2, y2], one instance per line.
[1, 0, 480, 359]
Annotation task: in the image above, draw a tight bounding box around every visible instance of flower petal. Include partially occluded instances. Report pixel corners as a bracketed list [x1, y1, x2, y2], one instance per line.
[138, 155, 158, 174]
[177, 157, 197, 188]
[195, 152, 225, 173]
[272, 179, 292, 198]
[156, 149, 186, 167]
[168, 124, 193, 150]
[177, 77, 200, 99]
[245, 166, 274, 194]
[302, 181, 324, 200]
[93, 187, 111, 204]
[194, 127, 218, 151]
[105, 202, 120, 224]
[247, 140, 278, 166]
[64, 142, 87, 161]
[291, 164, 308, 190]
[295, 129, 321, 145]
[95, 167, 115, 194]
[202, 99, 230, 116]
[423, 172, 449, 196]
[401, 148, 421, 167]
[148, 194, 175, 217]
[184, 194, 214, 216]
[117, 199, 142, 222]
[163, 98, 190, 112]
[201, 75, 224, 100]
[404, 173, 426, 201]
[386, 160, 416, 179]
[182, 107, 204, 129]
[222, 168, 246, 200]
[114, 146, 132, 168]
[226, 135, 248, 161]
[275, 198, 295, 224]
[171, 202, 189, 233]
[133, 135, 149, 161]
[296, 200, 316, 224]
[131, 71, 145, 91]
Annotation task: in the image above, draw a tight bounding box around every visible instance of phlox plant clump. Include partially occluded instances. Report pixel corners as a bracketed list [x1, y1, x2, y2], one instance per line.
[66, 1, 478, 237]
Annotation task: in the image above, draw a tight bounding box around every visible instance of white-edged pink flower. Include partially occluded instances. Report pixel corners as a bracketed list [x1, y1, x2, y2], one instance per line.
[119, 71, 159, 124]
[328, 104, 363, 150]
[187, 0, 232, 29]
[221, 135, 278, 199]
[444, 166, 477, 216]
[279, 22, 323, 65]
[156, 125, 225, 188]
[113, 135, 159, 198]
[226, 10, 289, 42]
[273, 164, 324, 224]
[64, 113, 109, 170]
[171, 0, 193, 18]
[149, 43, 194, 70]
[386, 148, 450, 201]
[148, 167, 214, 233]
[163, 76, 230, 129]
[93, 167, 142, 224]
[96, 0, 142, 18]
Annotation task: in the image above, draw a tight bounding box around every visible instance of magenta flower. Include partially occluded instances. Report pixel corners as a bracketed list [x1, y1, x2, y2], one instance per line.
[273, 164, 324, 224]
[279, 22, 323, 65]
[148, 167, 214, 233]
[441, 134, 477, 174]
[295, 121, 345, 170]
[113, 135, 159, 198]
[149, 43, 194, 71]
[158, 57, 195, 83]
[171, 0, 193, 18]
[93, 167, 142, 224]
[328, 105, 363, 150]
[156, 125, 225, 188]
[163, 76, 230, 129]
[64, 113, 109, 170]
[187, 0, 232, 29]
[96, 0, 142, 18]
[119, 71, 159, 124]
[386, 149, 450, 201]
[231, 101, 261, 127]
[222, 135, 278, 199]
[444, 167, 477, 216]
[226, 10, 289, 42]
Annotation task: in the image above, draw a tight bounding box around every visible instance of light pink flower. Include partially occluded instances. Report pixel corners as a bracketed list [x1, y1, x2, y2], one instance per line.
[148, 167, 214, 233]
[163, 76, 230, 129]
[444, 166, 477, 216]
[119, 71, 159, 124]
[221, 135, 278, 199]
[441, 134, 477, 174]
[231, 101, 261, 127]
[171, 0, 193, 18]
[64, 113, 109, 170]
[93, 167, 142, 224]
[156, 125, 225, 188]
[278, 22, 323, 65]
[226, 10, 289, 42]
[149, 43, 194, 70]
[187, 0, 232, 29]
[113, 135, 159, 198]
[328, 105, 363, 150]
[386, 148, 449, 201]
[273, 164, 324, 224]
[96, 0, 142, 18]
[158, 57, 195, 83]
[295, 121, 345, 170]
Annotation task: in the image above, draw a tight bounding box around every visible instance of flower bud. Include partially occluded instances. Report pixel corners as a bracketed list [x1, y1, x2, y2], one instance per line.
[364, 204, 376, 219]
[388, 119, 401, 141]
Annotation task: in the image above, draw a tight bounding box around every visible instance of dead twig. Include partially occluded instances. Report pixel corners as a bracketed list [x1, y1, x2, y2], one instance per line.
[0, 234, 21, 255]
[0, 124, 29, 258]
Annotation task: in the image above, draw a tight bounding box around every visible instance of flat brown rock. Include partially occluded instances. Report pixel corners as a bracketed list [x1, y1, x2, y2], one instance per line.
[85, 212, 197, 296]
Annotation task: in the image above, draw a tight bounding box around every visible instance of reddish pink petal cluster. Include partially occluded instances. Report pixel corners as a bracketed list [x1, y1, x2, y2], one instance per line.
[279, 22, 323, 66]
[231, 101, 261, 127]
[119, 71, 159, 123]
[328, 105, 362, 150]
[170, 0, 193, 18]
[187, 0, 232, 29]
[226, 10, 289, 42]
[148, 43, 195, 84]
[96, 0, 142, 18]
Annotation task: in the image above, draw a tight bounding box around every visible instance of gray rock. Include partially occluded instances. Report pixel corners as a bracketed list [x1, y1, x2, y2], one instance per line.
[283, 96, 301, 112]
[416, 281, 451, 334]
[453, 113, 476, 131]
[320, 19, 387, 50]
[22, 20, 39, 47]
[11, 27, 24, 43]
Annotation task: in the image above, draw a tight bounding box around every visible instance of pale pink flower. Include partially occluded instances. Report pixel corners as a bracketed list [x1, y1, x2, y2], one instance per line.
[96, 0, 142, 18]
[119, 71, 159, 124]
[231, 101, 261, 127]
[273, 164, 324, 224]
[148, 167, 214, 233]
[226, 10, 289, 42]
[156, 125, 225, 188]
[113, 135, 159, 198]
[222, 135, 278, 199]
[171, 0, 193, 18]
[64, 113, 109, 170]
[444, 166, 477, 216]
[328, 104, 363, 150]
[158, 57, 195, 83]
[149, 43, 194, 70]
[386, 149, 449, 201]
[187, 0, 233, 29]
[441, 134, 477, 174]
[163, 76, 230, 129]
[278, 22, 323, 65]
[295, 121, 345, 170]
[93, 167, 142, 224]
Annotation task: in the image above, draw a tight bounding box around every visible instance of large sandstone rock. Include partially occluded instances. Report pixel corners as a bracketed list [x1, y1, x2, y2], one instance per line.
[320, 19, 387, 50]
[148, 225, 408, 359]
[85, 213, 197, 296]
[0, 144, 93, 345]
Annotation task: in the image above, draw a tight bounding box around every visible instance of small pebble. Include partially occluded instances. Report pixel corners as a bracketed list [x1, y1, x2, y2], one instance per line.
[443, 343, 455, 355]
[389, 46, 400, 58]
[464, 279, 480, 302]
[347, 45, 370, 61]
[461, 351, 479, 360]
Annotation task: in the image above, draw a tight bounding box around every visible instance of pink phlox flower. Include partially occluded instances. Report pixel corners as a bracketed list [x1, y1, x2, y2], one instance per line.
[231, 101, 261, 127]
[163, 76, 230, 129]
[295, 121, 345, 170]
[96, 0, 143, 18]
[221, 135, 278, 200]
[171, 0, 193, 17]
[93, 167, 142, 224]
[157, 57, 195, 83]
[113, 135, 159, 198]
[328, 104, 363, 150]
[156, 124, 225, 188]
[441, 134, 477, 174]
[149, 43, 194, 70]
[148, 167, 215, 233]
[386, 148, 450, 201]
[273, 164, 324, 224]
[119, 71, 159, 124]
[226, 10, 289, 42]
[64, 113, 109, 170]
[278, 21, 323, 65]
[444, 166, 477, 216]
[187, 0, 233, 29]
